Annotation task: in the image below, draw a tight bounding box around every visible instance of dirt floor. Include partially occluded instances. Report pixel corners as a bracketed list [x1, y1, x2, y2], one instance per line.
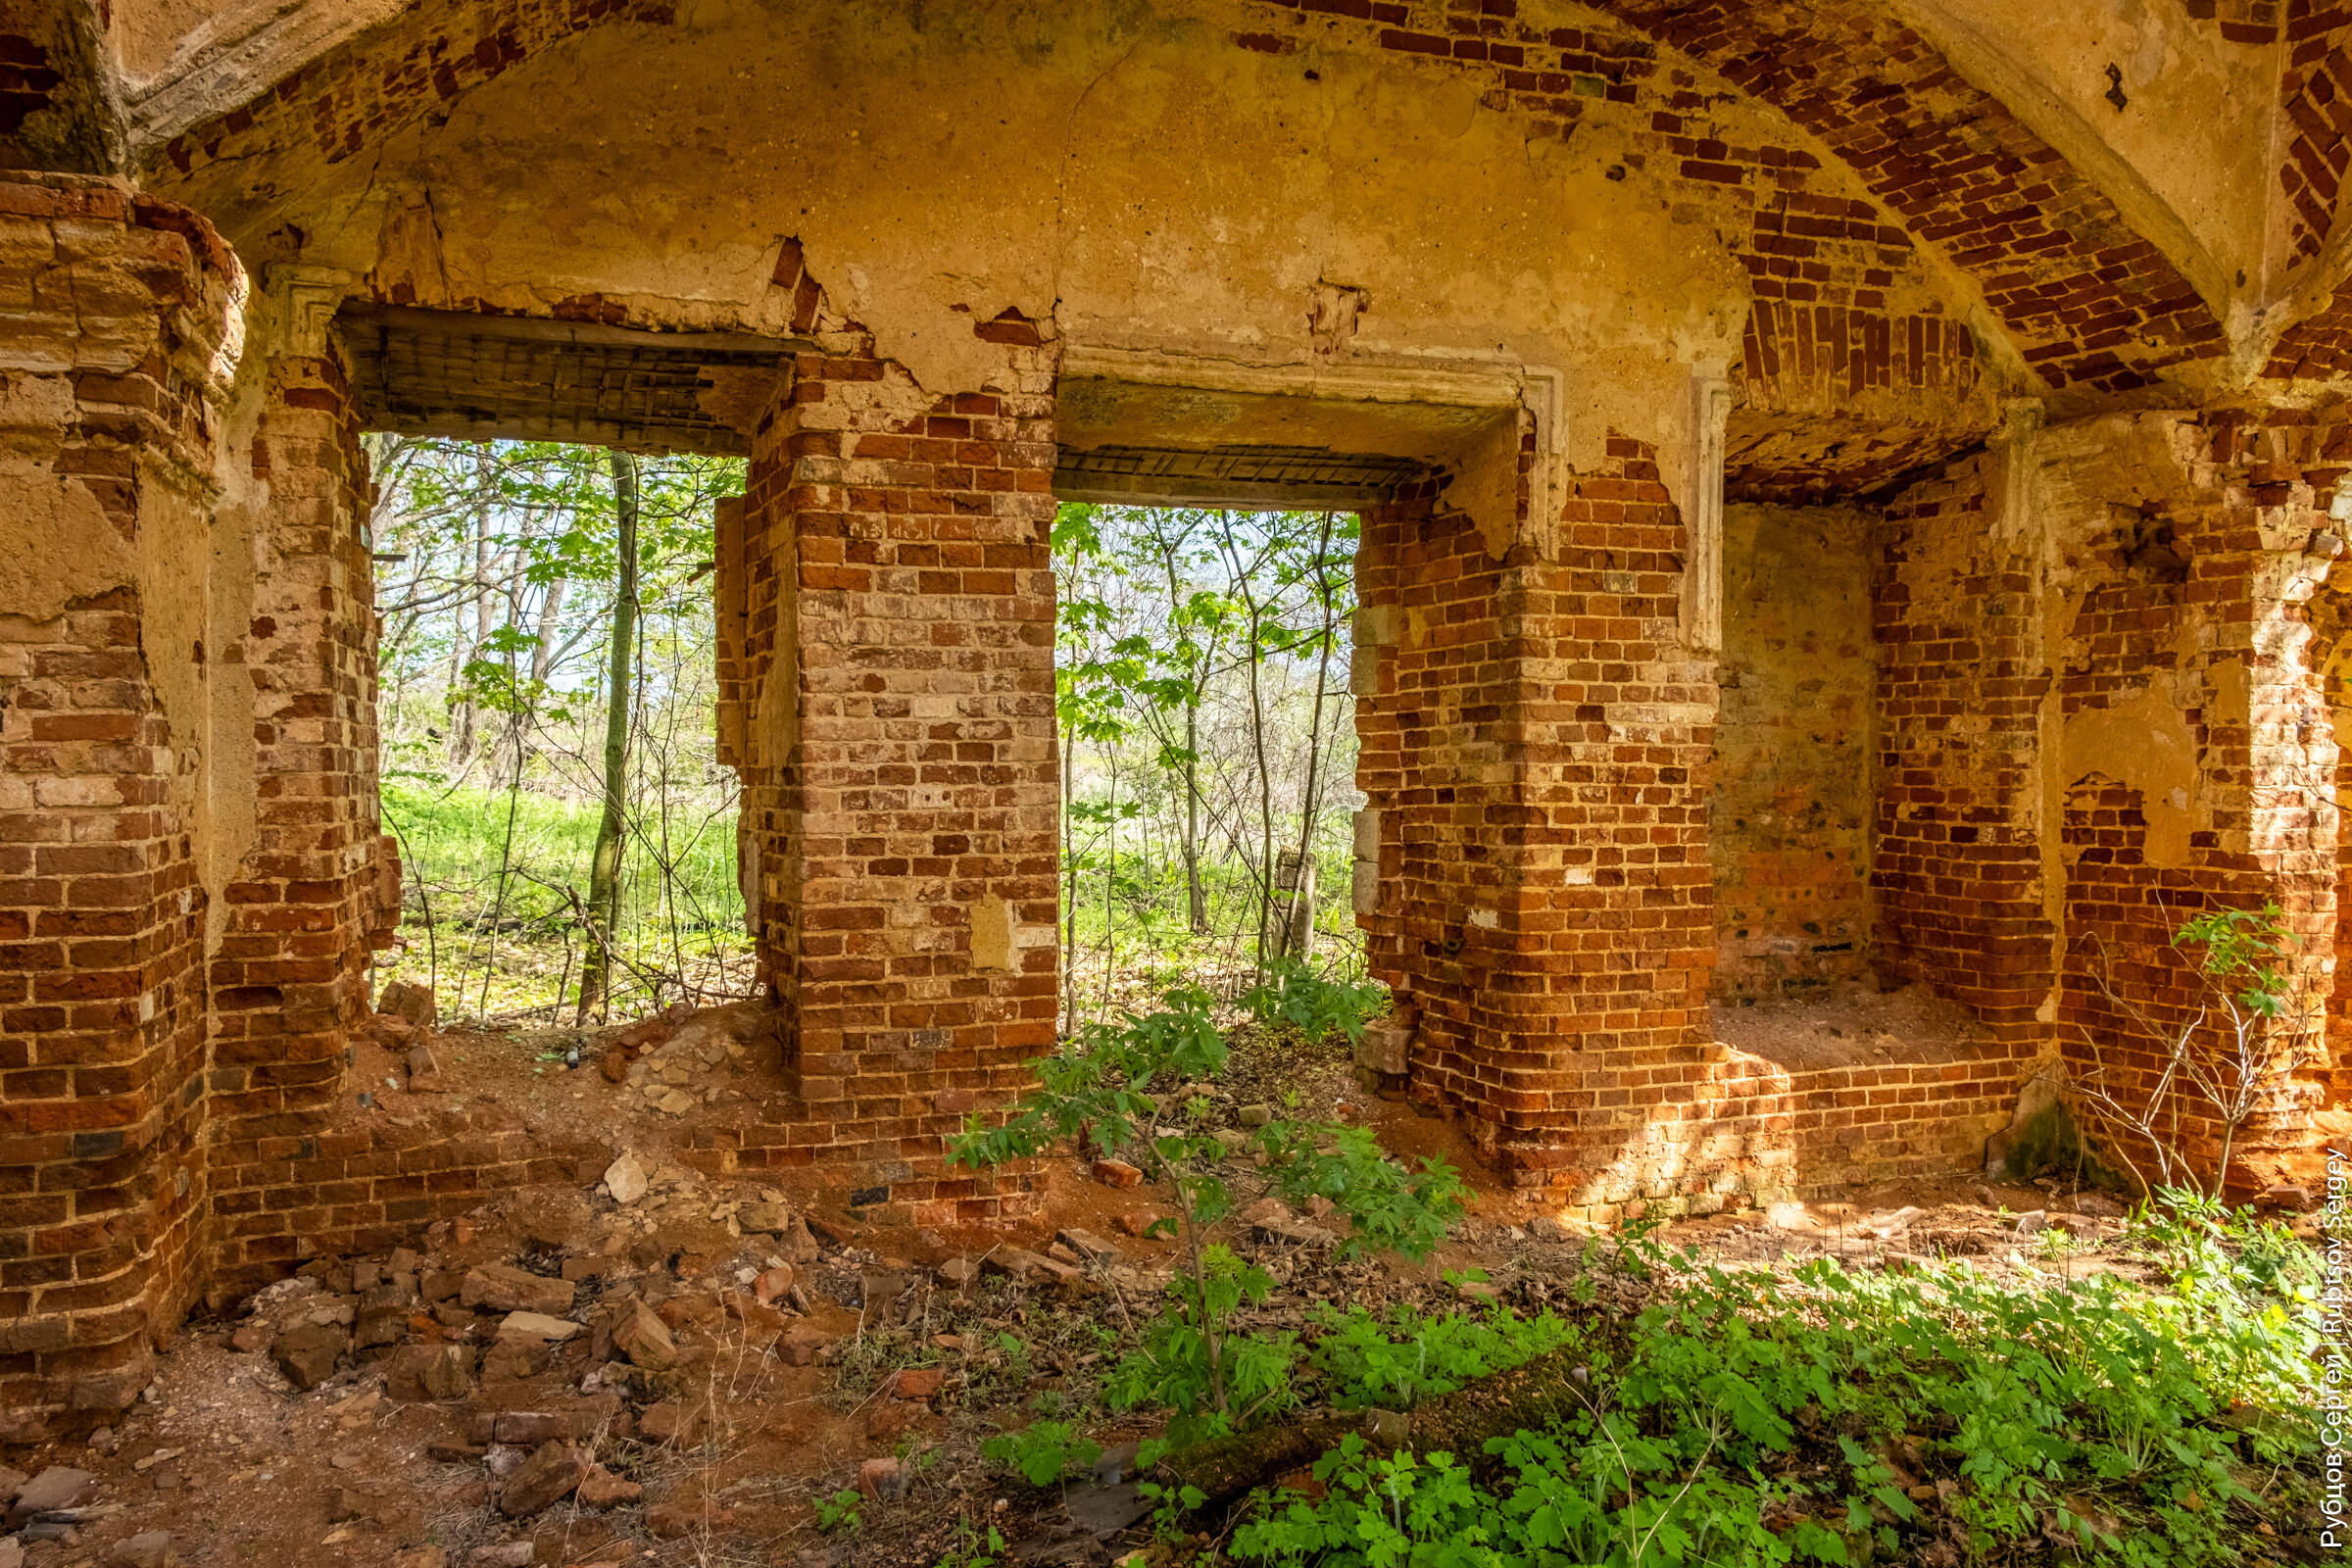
[1713, 980, 1994, 1073]
[0, 1001, 2318, 1568]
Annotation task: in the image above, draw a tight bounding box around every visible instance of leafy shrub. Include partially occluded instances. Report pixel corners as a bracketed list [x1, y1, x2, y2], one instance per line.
[1311, 1303, 1583, 1411]
[1242, 957, 1390, 1046]
[950, 987, 1464, 1459]
[981, 1420, 1104, 1488]
[1236, 1205, 2320, 1567]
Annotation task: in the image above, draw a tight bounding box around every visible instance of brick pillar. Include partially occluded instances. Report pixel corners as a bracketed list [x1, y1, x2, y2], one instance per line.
[732, 320, 1058, 1222]
[0, 173, 241, 1428]
[1358, 432, 1719, 1203]
[2051, 410, 2336, 1186]
[205, 341, 391, 1279]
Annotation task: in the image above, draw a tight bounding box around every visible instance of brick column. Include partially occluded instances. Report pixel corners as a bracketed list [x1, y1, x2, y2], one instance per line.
[731, 319, 1058, 1222]
[205, 340, 394, 1279]
[2052, 410, 2337, 1186]
[1871, 443, 2057, 1036]
[0, 174, 240, 1428]
[1358, 432, 1719, 1203]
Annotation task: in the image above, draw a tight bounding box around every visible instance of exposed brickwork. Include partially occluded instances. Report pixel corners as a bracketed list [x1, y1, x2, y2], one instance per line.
[0, 174, 241, 1423]
[2304, 570, 2352, 1106]
[205, 350, 387, 1180]
[153, 0, 678, 181]
[1711, 505, 1875, 1003]
[1874, 411, 2338, 1185]
[2278, 4, 2352, 266]
[1871, 455, 2055, 1035]
[725, 325, 1058, 1225]
[2184, 0, 2286, 43]
[208, 1093, 604, 1303]
[2262, 284, 2352, 382]
[1554, 1035, 2031, 1219]
[1588, 0, 2227, 391]
[1243, 0, 2221, 391]
[1357, 432, 1720, 1192]
[0, 29, 64, 142]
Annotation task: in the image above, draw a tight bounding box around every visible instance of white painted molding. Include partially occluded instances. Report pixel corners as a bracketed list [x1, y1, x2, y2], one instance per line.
[1682, 373, 1732, 655]
[269, 264, 357, 359]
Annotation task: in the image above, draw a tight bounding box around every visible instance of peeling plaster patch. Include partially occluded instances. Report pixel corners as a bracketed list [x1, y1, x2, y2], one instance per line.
[2060, 683, 2198, 866]
[970, 894, 1016, 973]
[2209, 656, 2252, 737]
[0, 379, 139, 620]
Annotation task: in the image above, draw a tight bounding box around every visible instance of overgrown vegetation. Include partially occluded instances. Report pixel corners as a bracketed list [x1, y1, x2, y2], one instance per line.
[1232, 1198, 2320, 1566]
[951, 985, 1466, 1465]
[923, 949, 2325, 1568]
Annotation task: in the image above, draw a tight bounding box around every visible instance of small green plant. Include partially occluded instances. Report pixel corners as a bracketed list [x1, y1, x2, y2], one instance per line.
[1311, 1302, 1581, 1411]
[813, 1488, 862, 1532]
[2069, 902, 2322, 1199]
[981, 1420, 1104, 1488]
[950, 986, 1465, 1459]
[937, 1517, 1008, 1568]
[1241, 957, 1389, 1046]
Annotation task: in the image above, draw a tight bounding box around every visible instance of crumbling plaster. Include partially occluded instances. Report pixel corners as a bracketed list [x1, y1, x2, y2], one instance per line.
[133, 0, 2042, 541]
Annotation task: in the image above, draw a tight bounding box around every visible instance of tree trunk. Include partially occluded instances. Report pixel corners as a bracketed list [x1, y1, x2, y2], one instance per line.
[452, 447, 496, 766]
[1164, 1344, 1601, 1503]
[1062, 720, 1078, 1040]
[1184, 699, 1206, 933]
[1283, 514, 1340, 963]
[576, 449, 641, 1024]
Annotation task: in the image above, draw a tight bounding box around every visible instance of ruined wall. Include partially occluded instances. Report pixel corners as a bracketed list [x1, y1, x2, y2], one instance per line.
[1871, 409, 2340, 1187]
[1711, 504, 1875, 1004]
[0, 172, 240, 1420]
[725, 308, 1059, 1223]
[204, 333, 397, 1286]
[1358, 429, 1719, 1195]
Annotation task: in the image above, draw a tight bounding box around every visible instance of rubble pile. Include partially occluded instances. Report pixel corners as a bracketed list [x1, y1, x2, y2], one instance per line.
[211, 1147, 868, 1557]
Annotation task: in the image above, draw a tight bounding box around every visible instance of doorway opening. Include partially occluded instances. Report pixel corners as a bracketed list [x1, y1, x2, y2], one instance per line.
[340, 304, 805, 1030]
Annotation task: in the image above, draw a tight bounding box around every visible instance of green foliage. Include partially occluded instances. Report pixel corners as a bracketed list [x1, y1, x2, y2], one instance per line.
[1311, 1303, 1582, 1411]
[1232, 1203, 2320, 1568]
[1261, 1121, 1467, 1263]
[935, 1520, 1009, 1568]
[980, 1420, 1104, 1488]
[1111, 1245, 1301, 1454]
[1241, 957, 1391, 1046]
[2173, 903, 2296, 1019]
[813, 1488, 863, 1533]
[949, 989, 1464, 1454]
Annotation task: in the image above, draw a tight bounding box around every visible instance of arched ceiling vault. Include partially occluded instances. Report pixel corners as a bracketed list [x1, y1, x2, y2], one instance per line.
[56, 0, 2352, 419]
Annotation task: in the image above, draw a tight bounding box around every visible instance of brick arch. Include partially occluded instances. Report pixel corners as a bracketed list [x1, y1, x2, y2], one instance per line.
[149, 0, 680, 182]
[1579, 0, 2225, 392]
[147, 0, 2225, 404]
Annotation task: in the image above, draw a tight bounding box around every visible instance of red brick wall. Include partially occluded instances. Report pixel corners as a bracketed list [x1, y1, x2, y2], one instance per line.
[1870, 454, 2056, 1037]
[727, 321, 1057, 1225]
[1357, 431, 1719, 1196]
[0, 174, 241, 1423]
[1711, 505, 1876, 1003]
[2049, 412, 2336, 1178]
[1871, 412, 2338, 1187]
[204, 345, 396, 1280]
